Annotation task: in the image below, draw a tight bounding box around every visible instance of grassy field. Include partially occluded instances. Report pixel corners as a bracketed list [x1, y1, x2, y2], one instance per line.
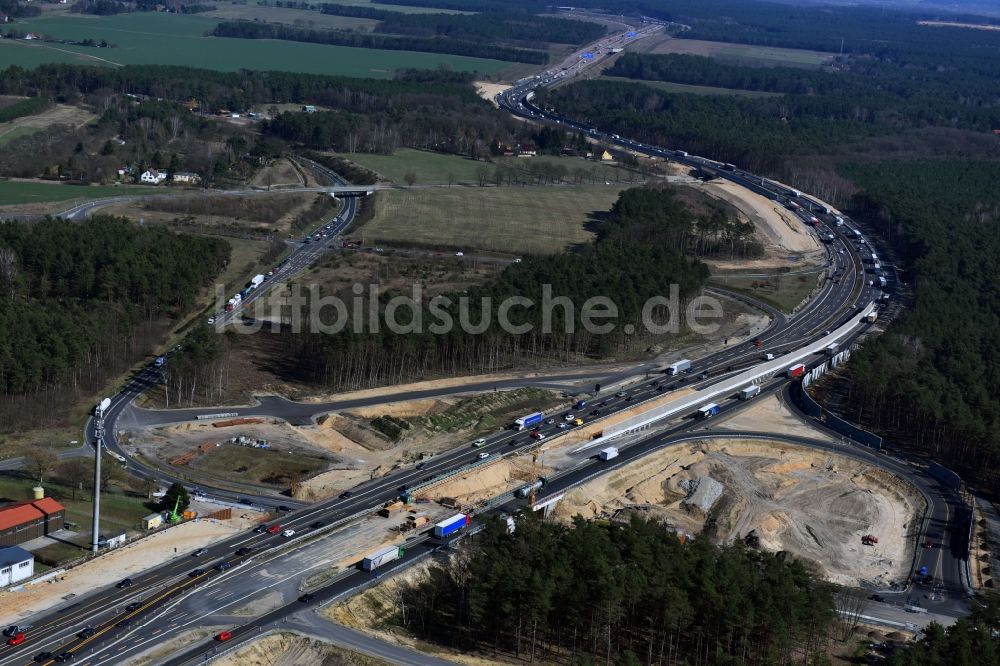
[346, 148, 636, 185]
[202, 5, 379, 32]
[301, 0, 472, 13]
[0, 103, 96, 146]
[709, 271, 822, 314]
[0, 180, 158, 206]
[346, 149, 489, 185]
[602, 76, 782, 98]
[361, 185, 626, 254]
[189, 446, 329, 487]
[644, 37, 834, 68]
[0, 14, 510, 77]
[0, 472, 153, 560]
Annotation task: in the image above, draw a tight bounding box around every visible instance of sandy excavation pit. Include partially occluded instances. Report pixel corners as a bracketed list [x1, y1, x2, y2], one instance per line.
[552, 437, 924, 589]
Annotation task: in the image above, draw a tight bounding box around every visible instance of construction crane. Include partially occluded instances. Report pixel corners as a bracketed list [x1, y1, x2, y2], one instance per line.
[167, 495, 183, 524]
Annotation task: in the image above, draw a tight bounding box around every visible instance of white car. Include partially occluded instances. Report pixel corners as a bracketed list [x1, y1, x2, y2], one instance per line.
[477, 452, 490, 460]
[564, 414, 575, 421]
[557, 423, 568, 429]
[455, 251, 464, 257]
[207, 317, 215, 325]
[282, 529, 296, 538]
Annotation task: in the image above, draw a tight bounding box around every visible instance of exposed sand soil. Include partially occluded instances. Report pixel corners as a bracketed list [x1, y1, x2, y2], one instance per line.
[551, 436, 923, 588]
[210, 632, 392, 666]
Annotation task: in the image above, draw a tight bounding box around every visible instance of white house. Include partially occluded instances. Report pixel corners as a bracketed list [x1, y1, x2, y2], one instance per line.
[140, 169, 167, 184]
[0, 546, 34, 588]
[172, 172, 201, 185]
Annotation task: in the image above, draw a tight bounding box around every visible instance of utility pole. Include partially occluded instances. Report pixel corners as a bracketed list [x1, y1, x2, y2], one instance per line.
[91, 398, 110, 553]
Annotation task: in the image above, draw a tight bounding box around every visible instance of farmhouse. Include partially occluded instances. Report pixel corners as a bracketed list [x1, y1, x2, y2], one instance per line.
[141, 169, 167, 184]
[0, 546, 34, 588]
[0, 498, 66, 546]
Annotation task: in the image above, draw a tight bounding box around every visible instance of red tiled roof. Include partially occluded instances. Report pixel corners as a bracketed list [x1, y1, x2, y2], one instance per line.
[32, 498, 64, 515]
[0, 504, 43, 532]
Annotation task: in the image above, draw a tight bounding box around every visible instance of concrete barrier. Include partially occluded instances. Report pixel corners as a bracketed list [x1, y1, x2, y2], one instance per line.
[575, 301, 876, 452]
[929, 462, 962, 491]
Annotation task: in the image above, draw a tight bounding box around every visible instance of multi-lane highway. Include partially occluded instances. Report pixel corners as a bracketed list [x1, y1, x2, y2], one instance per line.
[2, 20, 954, 666]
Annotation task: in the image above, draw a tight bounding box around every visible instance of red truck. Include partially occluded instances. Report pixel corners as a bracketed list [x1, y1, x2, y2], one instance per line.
[786, 363, 806, 379]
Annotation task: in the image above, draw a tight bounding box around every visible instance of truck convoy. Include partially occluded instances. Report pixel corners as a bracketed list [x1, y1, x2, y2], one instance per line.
[513, 412, 543, 431]
[738, 385, 760, 401]
[786, 363, 806, 379]
[666, 359, 692, 375]
[697, 403, 720, 419]
[599, 447, 619, 461]
[250, 274, 265, 289]
[433, 513, 470, 538]
[362, 545, 404, 571]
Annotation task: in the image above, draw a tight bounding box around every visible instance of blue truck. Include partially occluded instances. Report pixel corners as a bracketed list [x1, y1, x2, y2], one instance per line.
[697, 403, 720, 419]
[513, 412, 543, 431]
[573, 400, 587, 410]
[433, 513, 469, 538]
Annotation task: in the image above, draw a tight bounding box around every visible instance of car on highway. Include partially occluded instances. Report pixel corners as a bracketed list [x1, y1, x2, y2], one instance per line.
[266, 524, 282, 534]
[54, 652, 75, 662]
[34, 652, 53, 663]
[214, 561, 231, 571]
[472, 438, 487, 447]
[235, 546, 253, 556]
[339, 491, 353, 499]
[193, 548, 207, 557]
[207, 317, 215, 325]
[3, 625, 22, 637]
[477, 452, 490, 460]
[253, 525, 268, 533]
[545, 418, 555, 425]
[77, 627, 95, 639]
[616, 391, 627, 398]
[126, 602, 142, 612]
[116, 619, 132, 628]
[415, 462, 426, 470]
[298, 593, 315, 603]
[6, 632, 25, 646]
[564, 414, 575, 421]
[530, 432, 546, 440]
[115, 578, 132, 589]
[557, 423, 568, 429]
[870, 594, 886, 602]
[310, 521, 326, 529]
[216, 631, 233, 642]
[282, 529, 296, 537]
[189, 568, 205, 578]
[590, 409, 601, 416]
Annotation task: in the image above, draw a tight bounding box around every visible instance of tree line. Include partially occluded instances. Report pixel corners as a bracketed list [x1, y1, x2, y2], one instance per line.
[827, 160, 1000, 493]
[605, 52, 1000, 133]
[0, 95, 48, 124]
[0, 216, 229, 400]
[280, 188, 725, 390]
[209, 21, 549, 64]
[266, 2, 605, 47]
[395, 514, 835, 665]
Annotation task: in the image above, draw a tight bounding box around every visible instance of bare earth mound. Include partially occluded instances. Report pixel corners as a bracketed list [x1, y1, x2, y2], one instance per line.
[211, 632, 391, 666]
[552, 438, 923, 589]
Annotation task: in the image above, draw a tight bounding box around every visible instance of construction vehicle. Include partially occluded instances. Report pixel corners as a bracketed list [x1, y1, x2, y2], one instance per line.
[167, 495, 183, 524]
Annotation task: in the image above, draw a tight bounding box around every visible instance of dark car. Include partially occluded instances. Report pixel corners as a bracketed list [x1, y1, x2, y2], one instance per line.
[625, 396, 634, 402]
[239, 498, 254, 505]
[235, 547, 253, 556]
[189, 568, 205, 578]
[214, 562, 231, 572]
[598, 401, 608, 407]
[77, 627, 95, 639]
[298, 593, 315, 603]
[310, 521, 326, 529]
[277, 505, 290, 512]
[34, 653, 53, 663]
[870, 594, 886, 603]
[192, 548, 207, 557]
[398, 485, 409, 492]
[416, 462, 426, 470]
[253, 525, 267, 534]
[339, 491, 353, 499]
[116, 619, 132, 629]
[126, 602, 142, 612]
[3, 625, 20, 637]
[115, 578, 132, 589]
[590, 409, 601, 416]
[55, 653, 75, 663]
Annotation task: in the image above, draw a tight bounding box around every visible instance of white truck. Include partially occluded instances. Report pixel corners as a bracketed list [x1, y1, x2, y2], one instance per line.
[250, 274, 265, 289]
[738, 385, 760, 401]
[361, 545, 403, 571]
[666, 359, 692, 375]
[599, 447, 619, 461]
[825, 343, 839, 356]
